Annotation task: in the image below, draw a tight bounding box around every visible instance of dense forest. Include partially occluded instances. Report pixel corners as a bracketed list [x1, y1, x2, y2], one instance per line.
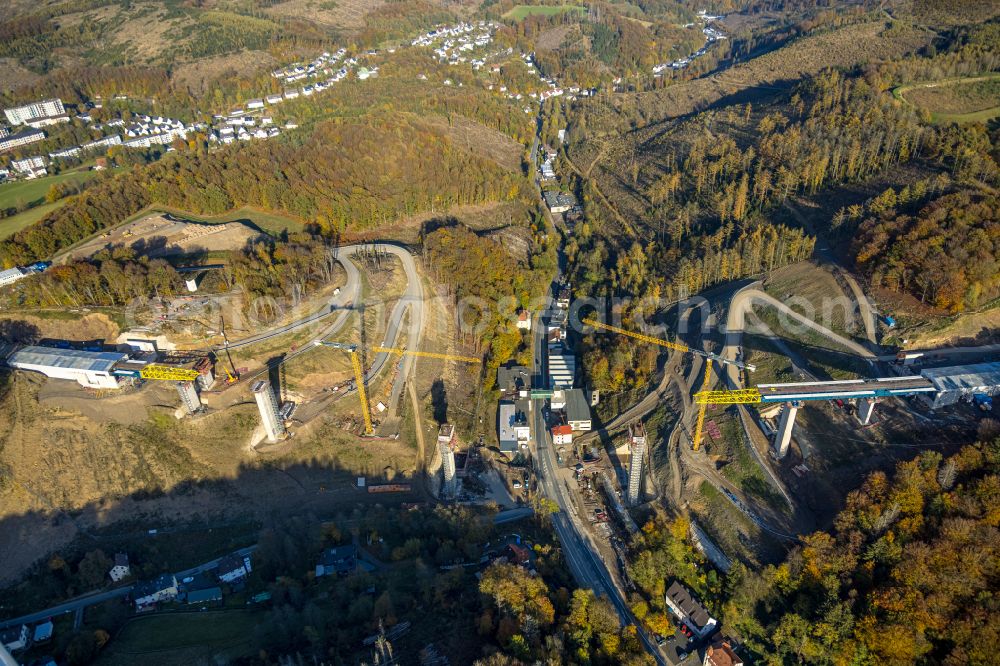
[853, 189, 1000, 312]
[477, 563, 652, 665]
[0, 114, 527, 267]
[725, 440, 1000, 664]
[424, 224, 556, 388]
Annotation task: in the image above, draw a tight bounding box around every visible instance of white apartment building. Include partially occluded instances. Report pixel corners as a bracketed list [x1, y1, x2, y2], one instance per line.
[0, 128, 45, 152]
[4, 98, 65, 125]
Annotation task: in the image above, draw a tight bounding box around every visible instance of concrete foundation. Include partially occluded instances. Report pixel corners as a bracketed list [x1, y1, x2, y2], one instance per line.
[252, 380, 286, 442]
[774, 401, 800, 459]
[857, 397, 876, 425]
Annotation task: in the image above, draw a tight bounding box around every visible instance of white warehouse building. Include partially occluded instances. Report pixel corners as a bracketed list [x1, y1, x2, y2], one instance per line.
[921, 362, 1000, 409]
[7, 346, 127, 389]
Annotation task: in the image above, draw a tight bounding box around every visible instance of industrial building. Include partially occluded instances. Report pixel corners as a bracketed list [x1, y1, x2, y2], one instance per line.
[0, 267, 27, 287]
[548, 342, 576, 389]
[562, 388, 592, 431]
[920, 362, 1000, 409]
[6, 346, 128, 389]
[498, 400, 530, 453]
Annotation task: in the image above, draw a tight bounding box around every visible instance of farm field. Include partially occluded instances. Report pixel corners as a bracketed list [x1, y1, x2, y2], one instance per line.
[896, 74, 1000, 123]
[503, 4, 587, 20]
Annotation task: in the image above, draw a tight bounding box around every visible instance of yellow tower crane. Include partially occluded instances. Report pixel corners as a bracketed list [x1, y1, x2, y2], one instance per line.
[314, 341, 480, 435]
[583, 317, 755, 450]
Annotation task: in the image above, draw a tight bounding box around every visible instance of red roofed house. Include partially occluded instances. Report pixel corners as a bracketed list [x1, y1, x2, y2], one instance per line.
[506, 543, 531, 567]
[551, 424, 573, 446]
[704, 639, 742, 666]
[516, 309, 531, 330]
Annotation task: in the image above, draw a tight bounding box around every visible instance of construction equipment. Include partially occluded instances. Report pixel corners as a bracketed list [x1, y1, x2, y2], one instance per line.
[219, 314, 240, 382]
[692, 361, 713, 451]
[315, 341, 480, 435]
[583, 317, 756, 372]
[139, 364, 202, 381]
[694, 388, 763, 405]
[584, 316, 755, 450]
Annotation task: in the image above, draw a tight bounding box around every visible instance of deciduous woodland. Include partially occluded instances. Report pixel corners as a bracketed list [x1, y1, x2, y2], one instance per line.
[725, 441, 1000, 664]
[0, 115, 526, 267]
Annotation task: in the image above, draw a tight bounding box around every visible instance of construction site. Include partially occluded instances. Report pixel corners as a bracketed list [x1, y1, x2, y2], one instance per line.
[0, 241, 498, 589]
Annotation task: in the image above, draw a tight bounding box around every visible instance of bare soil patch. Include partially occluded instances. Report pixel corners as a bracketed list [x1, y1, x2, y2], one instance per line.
[107, 3, 198, 63]
[903, 78, 1000, 115]
[63, 213, 261, 263]
[0, 311, 120, 342]
[265, 0, 385, 30]
[535, 24, 574, 51]
[172, 50, 279, 96]
[0, 58, 41, 95]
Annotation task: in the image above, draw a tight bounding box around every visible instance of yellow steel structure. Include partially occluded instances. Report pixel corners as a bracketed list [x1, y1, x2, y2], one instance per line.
[374, 346, 481, 364]
[583, 317, 691, 354]
[692, 361, 713, 451]
[140, 364, 202, 382]
[317, 341, 478, 436]
[349, 351, 374, 435]
[694, 388, 763, 405]
[584, 316, 760, 449]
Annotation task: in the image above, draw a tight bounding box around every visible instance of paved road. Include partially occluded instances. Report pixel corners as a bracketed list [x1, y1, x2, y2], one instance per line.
[232, 243, 425, 424]
[530, 284, 667, 665]
[722, 283, 875, 389]
[0, 546, 256, 631]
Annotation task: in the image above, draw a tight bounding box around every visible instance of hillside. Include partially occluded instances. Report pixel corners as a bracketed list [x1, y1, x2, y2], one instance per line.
[0, 0, 475, 99]
[726, 440, 1000, 664]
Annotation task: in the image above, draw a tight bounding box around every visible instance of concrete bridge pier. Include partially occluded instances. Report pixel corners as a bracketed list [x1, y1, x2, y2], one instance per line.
[857, 397, 877, 425]
[774, 401, 801, 459]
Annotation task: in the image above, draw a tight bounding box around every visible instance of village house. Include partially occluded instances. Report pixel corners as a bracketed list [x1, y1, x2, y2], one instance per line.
[497, 364, 530, 399]
[704, 639, 743, 666]
[0, 624, 29, 653]
[665, 580, 718, 639]
[315, 544, 357, 577]
[551, 424, 573, 446]
[133, 573, 178, 609]
[108, 553, 130, 582]
[516, 309, 531, 330]
[216, 553, 252, 584]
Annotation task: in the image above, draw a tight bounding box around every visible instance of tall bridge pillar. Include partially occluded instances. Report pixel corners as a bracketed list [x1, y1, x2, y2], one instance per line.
[774, 401, 800, 459]
[857, 397, 877, 425]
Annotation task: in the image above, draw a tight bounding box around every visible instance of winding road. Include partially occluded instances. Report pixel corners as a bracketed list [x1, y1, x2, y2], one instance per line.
[228, 243, 425, 423]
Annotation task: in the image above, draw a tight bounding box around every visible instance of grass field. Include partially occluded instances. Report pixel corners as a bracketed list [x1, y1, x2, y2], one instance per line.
[895, 74, 1000, 124]
[503, 4, 587, 20]
[96, 610, 264, 664]
[0, 170, 99, 211]
[0, 201, 65, 240]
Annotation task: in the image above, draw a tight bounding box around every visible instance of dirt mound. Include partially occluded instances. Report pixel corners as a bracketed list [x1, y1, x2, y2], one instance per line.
[64, 213, 261, 262]
[0, 312, 119, 342]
